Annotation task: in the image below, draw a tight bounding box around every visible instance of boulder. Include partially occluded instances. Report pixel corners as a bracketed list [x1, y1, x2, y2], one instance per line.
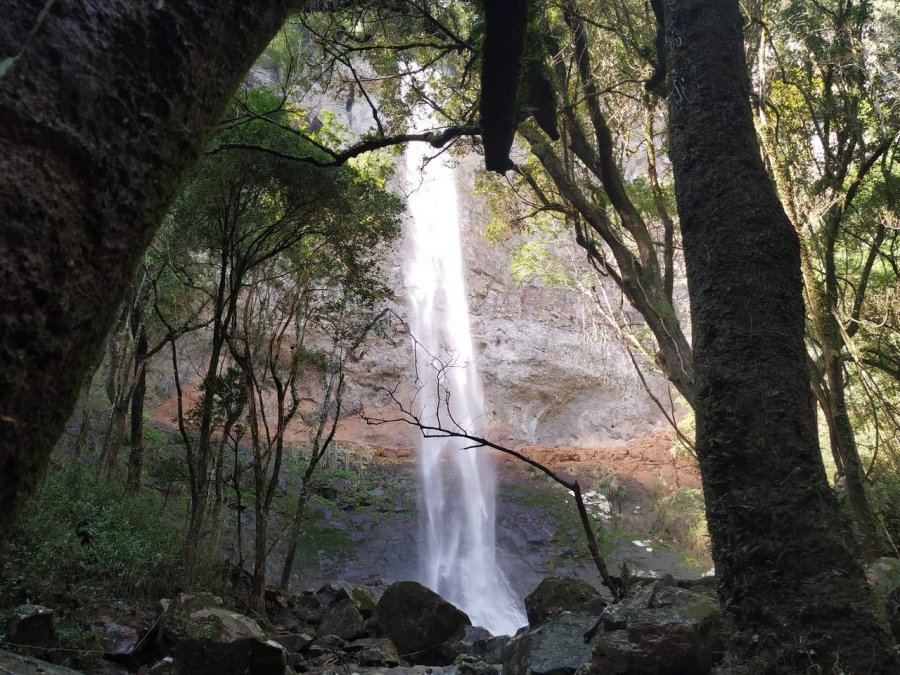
[348, 637, 401, 666]
[6, 604, 56, 649]
[314, 582, 343, 609]
[375, 581, 472, 665]
[89, 617, 139, 655]
[502, 611, 597, 675]
[0, 650, 82, 674]
[524, 577, 606, 627]
[317, 599, 365, 640]
[591, 581, 722, 675]
[158, 595, 286, 675]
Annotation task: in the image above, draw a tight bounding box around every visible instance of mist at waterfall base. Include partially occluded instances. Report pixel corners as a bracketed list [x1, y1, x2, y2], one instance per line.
[404, 140, 527, 636]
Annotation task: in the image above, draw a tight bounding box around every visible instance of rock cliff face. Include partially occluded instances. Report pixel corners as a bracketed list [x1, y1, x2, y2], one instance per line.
[337, 150, 673, 450]
[149, 67, 680, 452]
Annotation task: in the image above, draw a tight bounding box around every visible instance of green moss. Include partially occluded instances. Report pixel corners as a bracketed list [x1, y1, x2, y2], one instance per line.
[292, 506, 358, 570]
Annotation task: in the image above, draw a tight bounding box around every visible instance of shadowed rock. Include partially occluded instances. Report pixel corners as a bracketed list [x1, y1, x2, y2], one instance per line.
[375, 581, 472, 665]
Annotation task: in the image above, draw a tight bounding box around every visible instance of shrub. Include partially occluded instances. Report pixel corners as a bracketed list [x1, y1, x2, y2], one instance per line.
[6, 463, 223, 605]
[644, 484, 712, 567]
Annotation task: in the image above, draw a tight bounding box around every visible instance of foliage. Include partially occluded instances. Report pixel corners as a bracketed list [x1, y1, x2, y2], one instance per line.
[643, 485, 711, 568]
[4, 464, 225, 604]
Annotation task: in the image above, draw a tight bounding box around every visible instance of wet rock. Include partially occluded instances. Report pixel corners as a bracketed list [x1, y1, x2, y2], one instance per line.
[591, 582, 721, 675]
[525, 576, 606, 627]
[158, 595, 286, 675]
[502, 611, 597, 675]
[375, 581, 472, 665]
[317, 599, 365, 640]
[90, 617, 139, 654]
[348, 637, 401, 666]
[6, 603, 56, 649]
[0, 650, 82, 674]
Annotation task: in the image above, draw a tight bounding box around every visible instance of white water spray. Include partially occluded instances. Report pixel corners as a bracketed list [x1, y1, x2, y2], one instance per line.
[404, 132, 527, 636]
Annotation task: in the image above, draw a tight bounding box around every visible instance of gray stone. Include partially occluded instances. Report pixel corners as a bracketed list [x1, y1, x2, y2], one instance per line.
[502, 611, 597, 675]
[348, 637, 401, 666]
[524, 576, 605, 627]
[317, 599, 365, 640]
[0, 650, 83, 674]
[455, 653, 502, 675]
[375, 581, 472, 665]
[591, 584, 721, 675]
[90, 618, 139, 654]
[440, 625, 512, 665]
[6, 604, 56, 649]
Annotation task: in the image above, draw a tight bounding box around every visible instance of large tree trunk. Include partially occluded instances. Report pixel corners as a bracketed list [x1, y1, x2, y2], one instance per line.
[0, 0, 296, 546]
[664, 1, 897, 672]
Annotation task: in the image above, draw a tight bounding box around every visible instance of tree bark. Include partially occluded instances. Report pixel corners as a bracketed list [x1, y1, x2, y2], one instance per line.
[0, 0, 297, 546]
[664, 1, 897, 671]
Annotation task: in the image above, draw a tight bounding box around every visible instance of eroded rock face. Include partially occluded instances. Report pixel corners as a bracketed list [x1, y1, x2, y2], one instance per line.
[333, 152, 677, 451]
[524, 576, 606, 627]
[375, 581, 472, 665]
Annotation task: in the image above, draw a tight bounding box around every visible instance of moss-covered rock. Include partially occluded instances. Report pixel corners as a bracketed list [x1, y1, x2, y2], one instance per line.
[524, 576, 605, 627]
[502, 611, 597, 675]
[158, 595, 285, 675]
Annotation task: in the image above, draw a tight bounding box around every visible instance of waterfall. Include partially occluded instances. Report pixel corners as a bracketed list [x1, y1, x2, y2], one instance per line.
[404, 137, 527, 636]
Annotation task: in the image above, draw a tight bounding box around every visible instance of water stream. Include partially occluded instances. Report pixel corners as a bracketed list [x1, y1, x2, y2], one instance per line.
[404, 138, 526, 636]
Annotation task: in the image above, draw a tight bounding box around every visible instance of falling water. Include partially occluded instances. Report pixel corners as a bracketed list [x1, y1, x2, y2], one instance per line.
[404, 134, 527, 636]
